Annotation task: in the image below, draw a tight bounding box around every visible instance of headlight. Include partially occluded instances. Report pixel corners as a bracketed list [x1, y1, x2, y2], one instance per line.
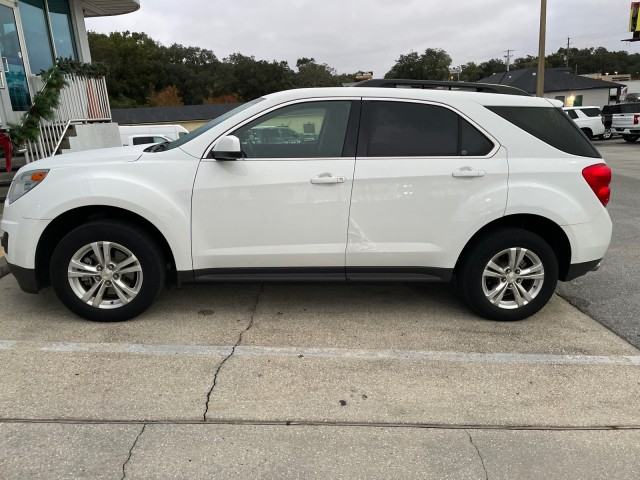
[7, 169, 49, 204]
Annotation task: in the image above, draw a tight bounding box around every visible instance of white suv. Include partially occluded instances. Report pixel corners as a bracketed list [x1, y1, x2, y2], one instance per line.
[562, 106, 608, 140]
[1, 80, 613, 322]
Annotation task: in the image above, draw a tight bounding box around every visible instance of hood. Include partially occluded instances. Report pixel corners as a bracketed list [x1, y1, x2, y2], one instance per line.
[22, 144, 149, 171]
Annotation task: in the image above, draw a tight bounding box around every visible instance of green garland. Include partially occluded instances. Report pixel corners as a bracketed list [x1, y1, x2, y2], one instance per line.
[8, 59, 108, 149]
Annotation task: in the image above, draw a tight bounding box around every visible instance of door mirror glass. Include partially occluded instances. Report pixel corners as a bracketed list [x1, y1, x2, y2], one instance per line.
[212, 135, 242, 160]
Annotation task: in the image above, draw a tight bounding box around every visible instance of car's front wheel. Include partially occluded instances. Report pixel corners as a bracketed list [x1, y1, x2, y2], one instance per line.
[50, 220, 166, 322]
[458, 228, 558, 321]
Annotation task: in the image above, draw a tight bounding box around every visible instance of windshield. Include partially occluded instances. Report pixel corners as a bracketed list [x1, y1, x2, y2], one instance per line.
[165, 98, 265, 151]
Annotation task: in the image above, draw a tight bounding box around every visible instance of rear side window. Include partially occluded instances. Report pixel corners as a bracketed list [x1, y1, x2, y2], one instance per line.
[580, 108, 601, 117]
[360, 101, 494, 157]
[488, 106, 600, 158]
[565, 110, 579, 119]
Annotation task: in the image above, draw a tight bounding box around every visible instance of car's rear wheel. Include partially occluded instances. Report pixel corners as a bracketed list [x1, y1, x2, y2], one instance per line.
[581, 128, 593, 140]
[458, 228, 558, 321]
[50, 220, 165, 322]
[622, 134, 640, 143]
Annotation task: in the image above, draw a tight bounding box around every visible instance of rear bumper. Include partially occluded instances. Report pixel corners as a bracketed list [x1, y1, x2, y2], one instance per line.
[563, 259, 601, 282]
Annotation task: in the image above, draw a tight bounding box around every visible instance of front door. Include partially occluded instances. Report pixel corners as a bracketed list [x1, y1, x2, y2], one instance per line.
[191, 99, 358, 278]
[0, 1, 31, 125]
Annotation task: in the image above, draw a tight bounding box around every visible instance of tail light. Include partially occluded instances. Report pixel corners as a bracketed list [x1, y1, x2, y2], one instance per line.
[634, 114, 640, 125]
[582, 164, 611, 207]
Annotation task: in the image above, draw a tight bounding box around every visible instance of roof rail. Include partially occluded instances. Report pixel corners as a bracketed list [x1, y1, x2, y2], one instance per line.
[354, 79, 531, 97]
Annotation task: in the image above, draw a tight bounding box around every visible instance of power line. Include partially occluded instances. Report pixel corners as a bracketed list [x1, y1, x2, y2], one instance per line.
[565, 37, 573, 67]
[503, 49, 515, 71]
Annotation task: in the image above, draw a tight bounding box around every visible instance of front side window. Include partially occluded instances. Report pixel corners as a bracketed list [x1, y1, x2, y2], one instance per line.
[18, 0, 77, 74]
[233, 101, 352, 159]
[360, 101, 494, 157]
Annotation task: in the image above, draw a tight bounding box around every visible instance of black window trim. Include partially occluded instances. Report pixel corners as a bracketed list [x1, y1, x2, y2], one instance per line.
[205, 97, 362, 161]
[355, 98, 499, 159]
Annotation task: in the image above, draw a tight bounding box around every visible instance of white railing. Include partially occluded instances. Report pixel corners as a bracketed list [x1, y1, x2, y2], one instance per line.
[25, 74, 112, 163]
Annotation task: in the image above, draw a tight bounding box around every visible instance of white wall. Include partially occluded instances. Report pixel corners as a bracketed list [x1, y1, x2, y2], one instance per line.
[71, 0, 92, 63]
[544, 89, 612, 108]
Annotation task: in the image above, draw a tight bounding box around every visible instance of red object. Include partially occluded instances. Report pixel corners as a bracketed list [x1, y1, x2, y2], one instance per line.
[582, 164, 612, 207]
[0, 132, 12, 173]
[634, 114, 640, 125]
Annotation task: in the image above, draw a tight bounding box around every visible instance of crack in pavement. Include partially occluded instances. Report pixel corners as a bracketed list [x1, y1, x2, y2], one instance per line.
[121, 423, 146, 480]
[466, 429, 489, 480]
[202, 283, 265, 421]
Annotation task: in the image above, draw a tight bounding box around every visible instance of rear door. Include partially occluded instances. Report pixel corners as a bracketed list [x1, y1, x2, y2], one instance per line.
[346, 99, 508, 280]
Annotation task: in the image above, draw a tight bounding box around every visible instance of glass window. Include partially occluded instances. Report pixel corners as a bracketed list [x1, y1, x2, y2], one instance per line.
[233, 101, 352, 159]
[362, 102, 458, 157]
[460, 118, 494, 156]
[47, 0, 77, 60]
[565, 110, 579, 119]
[18, 0, 77, 75]
[361, 101, 494, 158]
[488, 106, 600, 158]
[18, 0, 54, 74]
[581, 108, 601, 118]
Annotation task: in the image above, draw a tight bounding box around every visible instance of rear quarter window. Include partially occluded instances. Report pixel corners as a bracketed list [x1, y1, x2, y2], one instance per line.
[580, 108, 602, 117]
[487, 106, 601, 158]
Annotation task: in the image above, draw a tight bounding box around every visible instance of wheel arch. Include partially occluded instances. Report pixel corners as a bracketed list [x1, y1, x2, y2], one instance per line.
[35, 206, 178, 289]
[454, 214, 572, 281]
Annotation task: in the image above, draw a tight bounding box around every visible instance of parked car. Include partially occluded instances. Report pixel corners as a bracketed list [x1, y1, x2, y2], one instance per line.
[562, 106, 608, 140]
[609, 102, 640, 143]
[624, 92, 640, 103]
[1, 81, 612, 323]
[119, 124, 188, 146]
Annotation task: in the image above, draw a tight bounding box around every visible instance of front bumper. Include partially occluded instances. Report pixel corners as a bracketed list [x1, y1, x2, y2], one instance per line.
[6, 261, 39, 293]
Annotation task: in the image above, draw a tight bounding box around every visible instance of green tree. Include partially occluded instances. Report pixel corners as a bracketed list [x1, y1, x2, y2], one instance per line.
[385, 48, 452, 80]
[460, 62, 483, 82]
[221, 53, 295, 101]
[295, 58, 341, 88]
[88, 31, 164, 107]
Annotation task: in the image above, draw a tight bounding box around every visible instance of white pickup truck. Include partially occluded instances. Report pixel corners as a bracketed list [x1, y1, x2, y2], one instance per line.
[119, 125, 189, 146]
[610, 102, 640, 143]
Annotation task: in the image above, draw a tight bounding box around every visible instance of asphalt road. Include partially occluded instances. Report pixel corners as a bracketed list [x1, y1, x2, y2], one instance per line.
[557, 138, 640, 349]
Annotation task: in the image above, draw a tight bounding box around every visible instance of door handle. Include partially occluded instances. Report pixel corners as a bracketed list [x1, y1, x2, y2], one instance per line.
[452, 167, 486, 178]
[310, 173, 346, 184]
[2, 57, 8, 73]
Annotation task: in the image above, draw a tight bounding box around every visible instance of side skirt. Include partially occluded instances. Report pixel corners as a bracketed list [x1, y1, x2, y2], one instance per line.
[178, 267, 453, 284]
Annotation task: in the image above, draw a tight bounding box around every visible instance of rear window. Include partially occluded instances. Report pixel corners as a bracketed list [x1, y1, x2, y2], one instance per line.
[487, 106, 600, 158]
[620, 103, 640, 114]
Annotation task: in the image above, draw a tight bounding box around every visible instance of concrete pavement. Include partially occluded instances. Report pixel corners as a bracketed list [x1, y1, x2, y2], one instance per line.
[0, 275, 639, 479]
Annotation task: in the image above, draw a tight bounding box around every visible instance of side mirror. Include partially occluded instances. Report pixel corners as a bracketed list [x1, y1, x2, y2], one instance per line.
[212, 135, 242, 160]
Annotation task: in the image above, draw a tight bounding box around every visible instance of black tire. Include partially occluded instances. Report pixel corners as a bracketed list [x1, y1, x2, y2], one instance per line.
[50, 220, 165, 322]
[622, 135, 640, 143]
[457, 228, 558, 321]
[581, 128, 593, 140]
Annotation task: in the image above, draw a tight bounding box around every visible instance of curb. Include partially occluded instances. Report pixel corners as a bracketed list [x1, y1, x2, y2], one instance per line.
[0, 256, 10, 279]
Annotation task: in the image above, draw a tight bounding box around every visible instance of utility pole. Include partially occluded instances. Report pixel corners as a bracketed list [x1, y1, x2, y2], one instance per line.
[503, 49, 514, 71]
[565, 36, 573, 67]
[536, 0, 547, 97]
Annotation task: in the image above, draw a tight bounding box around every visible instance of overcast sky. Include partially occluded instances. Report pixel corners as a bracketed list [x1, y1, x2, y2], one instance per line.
[86, 0, 639, 76]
